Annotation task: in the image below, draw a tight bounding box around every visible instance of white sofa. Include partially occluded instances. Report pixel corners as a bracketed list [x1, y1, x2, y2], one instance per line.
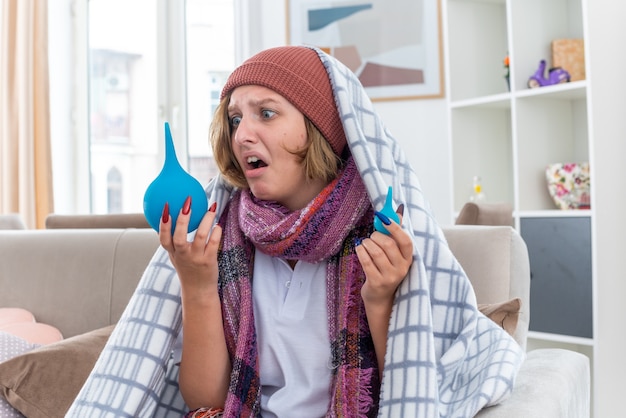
[0, 221, 590, 417]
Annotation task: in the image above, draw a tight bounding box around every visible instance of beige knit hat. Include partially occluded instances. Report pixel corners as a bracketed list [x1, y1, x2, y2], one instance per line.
[221, 46, 347, 156]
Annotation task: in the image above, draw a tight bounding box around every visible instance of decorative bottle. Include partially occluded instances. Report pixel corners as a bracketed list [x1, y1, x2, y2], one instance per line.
[469, 176, 486, 202]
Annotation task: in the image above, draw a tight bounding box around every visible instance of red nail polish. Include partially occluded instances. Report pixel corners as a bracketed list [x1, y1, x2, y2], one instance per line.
[161, 202, 169, 223]
[209, 202, 217, 212]
[182, 196, 191, 215]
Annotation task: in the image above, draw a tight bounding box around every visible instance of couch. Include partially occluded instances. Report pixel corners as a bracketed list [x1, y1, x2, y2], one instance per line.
[0, 222, 590, 417]
[455, 201, 514, 227]
[0, 214, 26, 230]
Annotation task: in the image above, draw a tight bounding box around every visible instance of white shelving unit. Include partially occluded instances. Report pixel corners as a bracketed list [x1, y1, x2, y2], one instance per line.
[442, 0, 595, 414]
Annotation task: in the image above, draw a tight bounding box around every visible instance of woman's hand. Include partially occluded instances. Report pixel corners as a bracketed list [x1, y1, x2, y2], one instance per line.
[159, 198, 231, 409]
[160, 197, 231, 408]
[355, 205, 413, 379]
[356, 205, 413, 305]
[159, 198, 222, 298]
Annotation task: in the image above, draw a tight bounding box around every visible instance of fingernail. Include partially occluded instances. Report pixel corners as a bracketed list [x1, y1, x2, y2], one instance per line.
[354, 237, 363, 247]
[374, 211, 392, 225]
[396, 204, 405, 217]
[209, 202, 217, 212]
[182, 196, 192, 215]
[161, 202, 169, 223]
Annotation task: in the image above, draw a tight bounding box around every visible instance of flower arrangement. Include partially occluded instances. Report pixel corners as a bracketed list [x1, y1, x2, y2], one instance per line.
[504, 54, 510, 90]
[545, 162, 591, 210]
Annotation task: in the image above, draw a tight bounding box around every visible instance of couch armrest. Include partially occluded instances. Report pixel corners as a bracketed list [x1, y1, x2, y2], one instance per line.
[442, 225, 531, 349]
[476, 348, 590, 418]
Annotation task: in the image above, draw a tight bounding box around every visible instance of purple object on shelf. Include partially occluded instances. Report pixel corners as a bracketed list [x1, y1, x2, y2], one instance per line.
[527, 59, 570, 88]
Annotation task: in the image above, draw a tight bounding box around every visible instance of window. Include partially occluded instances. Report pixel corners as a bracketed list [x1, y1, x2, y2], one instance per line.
[185, 0, 235, 185]
[84, 0, 234, 214]
[106, 167, 123, 213]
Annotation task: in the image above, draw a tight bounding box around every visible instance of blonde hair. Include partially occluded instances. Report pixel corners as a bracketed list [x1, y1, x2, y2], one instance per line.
[210, 95, 342, 189]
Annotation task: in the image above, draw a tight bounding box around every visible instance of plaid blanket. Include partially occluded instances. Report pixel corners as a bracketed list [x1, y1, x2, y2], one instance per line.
[67, 48, 524, 418]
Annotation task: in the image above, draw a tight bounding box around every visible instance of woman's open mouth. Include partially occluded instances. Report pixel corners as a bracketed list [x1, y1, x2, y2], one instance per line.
[247, 156, 267, 170]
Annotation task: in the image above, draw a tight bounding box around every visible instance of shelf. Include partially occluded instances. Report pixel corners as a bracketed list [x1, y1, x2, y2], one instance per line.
[453, 209, 592, 219]
[450, 93, 510, 109]
[450, 0, 505, 4]
[446, 0, 594, 326]
[449, 81, 587, 110]
[445, 0, 595, 414]
[446, 0, 508, 102]
[514, 80, 587, 100]
[518, 209, 591, 218]
[528, 331, 594, 347]
[450, 106, 513, 211]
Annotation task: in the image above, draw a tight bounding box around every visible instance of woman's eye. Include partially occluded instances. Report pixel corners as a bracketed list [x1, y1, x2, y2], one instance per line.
[230, 115, 241, 127]
[261, 109, 276, 119]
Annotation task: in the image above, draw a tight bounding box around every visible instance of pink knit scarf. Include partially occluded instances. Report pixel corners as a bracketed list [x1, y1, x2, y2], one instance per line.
[217, 157, 379, 417]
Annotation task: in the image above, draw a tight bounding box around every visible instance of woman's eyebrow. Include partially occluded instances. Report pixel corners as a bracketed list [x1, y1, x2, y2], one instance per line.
[228, 97, 280, 112]
[250, 97, 280, 108]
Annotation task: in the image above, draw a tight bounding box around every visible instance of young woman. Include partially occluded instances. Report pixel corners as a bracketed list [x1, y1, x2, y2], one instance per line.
[160, 46, 413, 417]
[70, 45, 523, 418]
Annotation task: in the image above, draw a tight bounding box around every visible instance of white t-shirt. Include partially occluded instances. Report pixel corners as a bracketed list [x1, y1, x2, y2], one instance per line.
[173, 250, 332, 417]
[253, 250, 331, 418]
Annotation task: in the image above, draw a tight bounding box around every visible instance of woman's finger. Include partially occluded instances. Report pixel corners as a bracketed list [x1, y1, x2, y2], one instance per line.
[393, 204, 414, 260]
[370, 220, 413, 264]
[172, 196, 192, 248]
[356, 238, 383, 277]
[159, 202, 173, 250]
[191, 202, 218, 254]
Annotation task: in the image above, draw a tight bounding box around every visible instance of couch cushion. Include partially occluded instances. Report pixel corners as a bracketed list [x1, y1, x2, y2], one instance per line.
[0, 308, 35, 327]
[0, 394, 24, 418]
[0, 332, 39, 418]
[475, 348, 590, 417]
[0, 322, 63, 346]
[0, 308, 63, 345]
[0, 331, 40, 364]
[0, 325, 114, 418]
[478, 298, 521, 337]
[0, 214, 26, 230]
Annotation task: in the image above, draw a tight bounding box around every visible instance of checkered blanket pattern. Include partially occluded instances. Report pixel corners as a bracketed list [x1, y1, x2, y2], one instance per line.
[67, 47, 524, 418]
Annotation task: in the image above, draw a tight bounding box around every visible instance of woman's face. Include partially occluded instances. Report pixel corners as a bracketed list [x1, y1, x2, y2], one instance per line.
[228, 85, 329, 211]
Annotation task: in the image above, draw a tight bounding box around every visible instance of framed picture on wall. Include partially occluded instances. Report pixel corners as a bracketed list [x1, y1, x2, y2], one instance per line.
[286, 0, 444, 101]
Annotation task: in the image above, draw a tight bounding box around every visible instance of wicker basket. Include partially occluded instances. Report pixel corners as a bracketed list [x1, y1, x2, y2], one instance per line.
[552, 39, 585, 81]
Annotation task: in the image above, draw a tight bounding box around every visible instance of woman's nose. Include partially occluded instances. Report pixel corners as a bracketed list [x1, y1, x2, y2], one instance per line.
[233, 117, 256, 145]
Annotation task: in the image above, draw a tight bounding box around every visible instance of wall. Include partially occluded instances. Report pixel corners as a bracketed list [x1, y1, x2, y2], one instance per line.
[242, 0, 453, 225]
[586, 1, 626, 416]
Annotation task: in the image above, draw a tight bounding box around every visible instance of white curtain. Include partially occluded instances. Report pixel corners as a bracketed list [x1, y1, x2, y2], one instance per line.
[0, 0, 53, 229]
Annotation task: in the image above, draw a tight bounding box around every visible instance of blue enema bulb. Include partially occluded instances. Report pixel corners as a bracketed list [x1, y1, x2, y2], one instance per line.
[143, 122, 208, 234]
[373, 186, 400, 235]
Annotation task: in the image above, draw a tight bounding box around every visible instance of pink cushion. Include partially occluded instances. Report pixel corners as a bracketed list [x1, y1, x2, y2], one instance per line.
[0, 308, 35, 327]
[0, 322, 63, 345]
